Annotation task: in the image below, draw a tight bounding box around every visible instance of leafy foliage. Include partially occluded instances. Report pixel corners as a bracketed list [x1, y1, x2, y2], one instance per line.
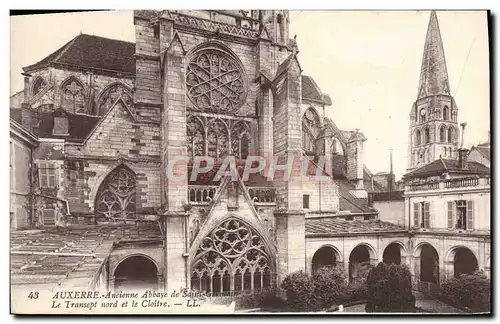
[281, 270, 317, 311]
[311, 266, 347, 309]
[365, 262, 416, 312]
[439, 271, 490, 313]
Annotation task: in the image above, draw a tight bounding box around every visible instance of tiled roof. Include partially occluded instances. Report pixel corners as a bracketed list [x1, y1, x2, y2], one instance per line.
[23, 34, 135, 74]
[10, 223, 162, 290]
[471, 146, 490, 161]
[403, 158, 490, 179]
[305, 219, 406, 236]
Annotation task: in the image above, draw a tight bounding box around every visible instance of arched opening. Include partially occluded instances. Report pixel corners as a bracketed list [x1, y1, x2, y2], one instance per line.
[32, 77, 47, 96]
[96, 83, 133, 116]
[190, 218, 274, 295]
[447, 127, 454, 144]
[420, 109, 427, 122]
[415, 130, 421, 145]
[187, 116, 205, 160]
[114, 256, 158, 291]
[424, 127, 430, 144]
[207, 119, 230, 161]
[454, 247, 478, 277]
[420, 244, 439, 284]
[60, 76, 86, 114]
[312, 246, 338, 272]
[443, 106, 449, 120]
[95, 165, 136, 220]
[349, 245, 374, 282]
[302, 107, 321, 154]
[440, 126, 446, 143]
[231, 121, 251, 160]
[383, 243, 402, 265]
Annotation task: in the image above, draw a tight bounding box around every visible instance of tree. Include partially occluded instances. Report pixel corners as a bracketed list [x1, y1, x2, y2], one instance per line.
[439, 271, 490, 313]
[311, 266, 347, 309]
[365, 262, 416, 312]
[281, 270, 316, 311]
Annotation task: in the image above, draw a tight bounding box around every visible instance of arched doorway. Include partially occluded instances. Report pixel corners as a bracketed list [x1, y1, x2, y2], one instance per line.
[420, 244, 439, 284]
[114, 255, 158, 291]
[383, 243, 402, 264]
[349, 245, 375, 282]
[312, 246, 339, 272]
[454, 247, 478, 277]
[190, 217, 275, 295]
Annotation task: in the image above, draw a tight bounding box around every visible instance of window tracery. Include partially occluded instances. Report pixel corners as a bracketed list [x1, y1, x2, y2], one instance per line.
[95, 165, 136, 220]
[302, 108, 321, 153]
[190, 218, 273, 294]
[186, 46, 247, 113]
[186, 116, 252, 161]
[32, 77, 47, 96]
[61, 78, 86, 114]
[97, 84, 133, 116]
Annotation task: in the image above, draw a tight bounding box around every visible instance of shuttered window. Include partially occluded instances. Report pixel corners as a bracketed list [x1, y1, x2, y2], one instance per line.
[467, 200, 474, 230]
[413, 202, 420, 227]
[447, 201, 454, 229]
[423, 202, 430, 228]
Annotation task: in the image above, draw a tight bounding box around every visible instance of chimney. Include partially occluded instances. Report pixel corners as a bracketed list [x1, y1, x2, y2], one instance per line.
[458, 148, 469, 169]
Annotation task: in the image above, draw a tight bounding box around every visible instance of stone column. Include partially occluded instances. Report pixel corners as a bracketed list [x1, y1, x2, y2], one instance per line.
[161, 31, 189, 292]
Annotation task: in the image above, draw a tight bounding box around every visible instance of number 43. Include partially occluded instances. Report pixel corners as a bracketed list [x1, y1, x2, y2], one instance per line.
[28, 292, 39, 299]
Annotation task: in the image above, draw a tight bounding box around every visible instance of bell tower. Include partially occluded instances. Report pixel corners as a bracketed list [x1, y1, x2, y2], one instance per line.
[407, 11, 459, 171]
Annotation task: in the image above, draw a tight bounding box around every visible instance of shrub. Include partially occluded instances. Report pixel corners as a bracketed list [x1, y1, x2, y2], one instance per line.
[365, 262, 416, 312]
[281, 270, 316, 311]
[439, 271, 490, 313]
[311, 266, 347, 309]
[341, 279, 368, 304]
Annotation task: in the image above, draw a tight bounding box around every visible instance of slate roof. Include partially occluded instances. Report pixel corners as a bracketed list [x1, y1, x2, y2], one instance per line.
[305, 219, 406, 236]
[403, 158, 491, 180]
[10, 223, 162, 290]
[23, 34, 136, 74]
[334, 178, 377, 214]
[10, 107, 100, 142]
[302, 75, 332, 105]
[471, 146, 491, 161]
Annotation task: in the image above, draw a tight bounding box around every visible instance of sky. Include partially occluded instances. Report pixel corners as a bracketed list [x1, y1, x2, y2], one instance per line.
[10, 10, 490, 179]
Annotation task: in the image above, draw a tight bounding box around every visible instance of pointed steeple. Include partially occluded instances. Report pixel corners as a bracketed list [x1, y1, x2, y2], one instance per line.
[417, 11, 451, 99]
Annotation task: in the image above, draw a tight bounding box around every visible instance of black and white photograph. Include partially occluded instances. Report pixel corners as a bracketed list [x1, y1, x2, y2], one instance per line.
[8, 9, 491, 315]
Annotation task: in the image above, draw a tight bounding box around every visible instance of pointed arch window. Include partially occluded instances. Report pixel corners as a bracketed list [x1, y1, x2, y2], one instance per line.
[190, 218, 274, 294]
[97, 83, 133, 116]
[443, 106, 449, 120]
[61, 77, 86, 114]
[302, 107, 321, 153]
[447, 127, 454, 144]
[207, 119, 230, 160]
[32, 77, 47, 96]
[231, 121, 250, 160]
[415, 129, 422, 146]
[420, 109, 427, 122]
[424, 127, 430, 144]
[95, 165, 136, 220]
[187, 116, 206, 159]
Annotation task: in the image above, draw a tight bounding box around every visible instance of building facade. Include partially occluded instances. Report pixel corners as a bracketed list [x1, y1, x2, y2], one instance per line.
[10, 10, 490, 300]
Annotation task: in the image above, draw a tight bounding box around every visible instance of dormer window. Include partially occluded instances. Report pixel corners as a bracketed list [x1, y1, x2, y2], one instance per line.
[53, 116, 69, 136]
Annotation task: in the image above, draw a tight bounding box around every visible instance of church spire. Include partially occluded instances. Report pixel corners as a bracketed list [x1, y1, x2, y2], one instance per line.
[417, 11, 451, 99]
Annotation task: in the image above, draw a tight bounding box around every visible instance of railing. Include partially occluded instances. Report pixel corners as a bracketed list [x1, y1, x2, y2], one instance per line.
[247, 187, 276, 204]
[188, 185, 218, 203]
[408, 181, 439, 191]
[169, 11, 260, 38]
[444, 177, 479, 189]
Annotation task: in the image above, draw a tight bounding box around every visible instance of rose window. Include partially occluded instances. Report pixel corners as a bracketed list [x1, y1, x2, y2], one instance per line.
[186, 48, 247, 113]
